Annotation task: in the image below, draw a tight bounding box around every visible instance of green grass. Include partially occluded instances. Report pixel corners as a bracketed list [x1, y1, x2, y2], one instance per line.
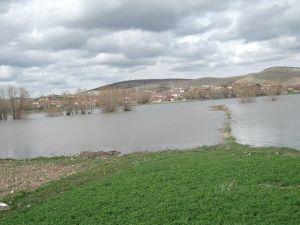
[0, 143, 300, 225]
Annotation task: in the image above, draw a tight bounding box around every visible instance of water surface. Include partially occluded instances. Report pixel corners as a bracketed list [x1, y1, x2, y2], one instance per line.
[0, 102, 224, 159]
[1, 95, 299, 159]
[228, 95, 300, 150]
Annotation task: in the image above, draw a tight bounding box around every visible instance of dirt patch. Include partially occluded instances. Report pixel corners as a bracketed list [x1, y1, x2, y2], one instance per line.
[0, 160, 90, 198]
[79, 150, 121, 158]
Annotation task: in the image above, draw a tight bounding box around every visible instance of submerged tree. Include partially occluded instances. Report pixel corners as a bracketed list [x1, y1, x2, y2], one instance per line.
[46, 107, 63, 117]
[7, 86, 29, 119]
[120, 90, 132, 112]
[98, 89, 121, 112]
[238, 85, 257, 103]
[136, 91, 151, 104]
[99, 89, 132, 112]
[267, 85, 280, 101]
[62, 92, 75, 115]
[0, 86, 30, 120]
[0, 87, 9, 120]
[75, 89, 88, 115]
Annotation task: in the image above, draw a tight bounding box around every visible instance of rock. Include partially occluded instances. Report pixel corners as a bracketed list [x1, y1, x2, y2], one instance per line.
[0, 202, 9, 210]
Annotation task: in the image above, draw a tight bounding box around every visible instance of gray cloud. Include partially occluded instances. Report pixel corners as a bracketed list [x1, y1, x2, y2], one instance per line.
[67, 0, 234, 31]
[0, 0, 299, 96]
[0, 47, 56, 67]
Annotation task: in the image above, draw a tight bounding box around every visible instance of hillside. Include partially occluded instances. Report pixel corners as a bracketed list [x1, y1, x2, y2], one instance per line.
[184, 76, 243, 87]
[234, 66, 300, 85]
[94, 79, 191, 90]
[92, 67, 300, 91]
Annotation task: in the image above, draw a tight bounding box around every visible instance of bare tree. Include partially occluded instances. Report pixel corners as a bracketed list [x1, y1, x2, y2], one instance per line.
[267, 85, 279, 101]
[0, 87, 9, 120]
[184, 87, 213, 100]
[62, 92, 75, 115]
[238, 85, 257, 103]
[119, 89, 132, 111]
[75, 89, 89, 115]
[211, 87, 226, 99]
[98, 89, 121, 112]
[87, 92, 94, 114]
[16, 87, 29, 119]
[136, 91, 151, 104]
[98, 89, 132, 112]
[46, 107, 63, 117]
[7, 86, 17, 119]
[7, 86, 29, 119]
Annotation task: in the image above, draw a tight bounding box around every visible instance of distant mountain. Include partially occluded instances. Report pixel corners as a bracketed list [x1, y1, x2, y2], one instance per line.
[92, 67, 300, 91]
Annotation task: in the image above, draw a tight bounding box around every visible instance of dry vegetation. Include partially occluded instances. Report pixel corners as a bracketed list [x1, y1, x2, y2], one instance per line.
[0, 86, 30, 120]
[136, 91, 151, 104]
[61, 90, 95, 116]
[266, 85, 280, 101]
[237, 85, 257, 103]
[98, 89, 133, 112]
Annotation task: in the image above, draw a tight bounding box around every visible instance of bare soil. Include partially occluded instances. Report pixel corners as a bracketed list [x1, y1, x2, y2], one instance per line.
[0, 159, 90, 198]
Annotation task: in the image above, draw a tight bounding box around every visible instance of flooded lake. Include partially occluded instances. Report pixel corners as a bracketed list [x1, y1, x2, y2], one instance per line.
[0, 102, 224, 159]
[228, 94, 300, 150]
[0, 94, 299, 159]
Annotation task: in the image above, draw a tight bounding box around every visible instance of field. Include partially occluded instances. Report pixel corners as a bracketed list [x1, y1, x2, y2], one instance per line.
[0, 143, 299, 225]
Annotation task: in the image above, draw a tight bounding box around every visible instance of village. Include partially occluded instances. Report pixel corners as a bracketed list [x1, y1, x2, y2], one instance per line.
[30, 82, 300, 111]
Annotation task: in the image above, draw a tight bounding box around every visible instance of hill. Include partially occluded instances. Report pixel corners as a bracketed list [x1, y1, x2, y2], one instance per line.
[92, 67, 300, 91]
[234, 66, 300, 85]
[94, 79, 191, 90]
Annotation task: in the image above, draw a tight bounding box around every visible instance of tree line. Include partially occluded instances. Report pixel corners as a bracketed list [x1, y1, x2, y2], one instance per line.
[54, 89, 151, 115]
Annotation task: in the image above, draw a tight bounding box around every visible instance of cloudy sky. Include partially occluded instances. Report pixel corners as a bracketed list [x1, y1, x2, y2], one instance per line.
[0, 0, 299, 96]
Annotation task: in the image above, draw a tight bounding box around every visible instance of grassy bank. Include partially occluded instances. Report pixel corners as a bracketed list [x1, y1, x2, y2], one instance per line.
[0, 143, 299, 225]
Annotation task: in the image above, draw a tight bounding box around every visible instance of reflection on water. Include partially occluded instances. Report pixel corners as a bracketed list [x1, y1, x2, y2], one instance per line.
[0, 102, 224, 159]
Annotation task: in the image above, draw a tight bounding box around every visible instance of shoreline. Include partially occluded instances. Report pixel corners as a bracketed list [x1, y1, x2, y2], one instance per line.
[25, 92, 300, 115]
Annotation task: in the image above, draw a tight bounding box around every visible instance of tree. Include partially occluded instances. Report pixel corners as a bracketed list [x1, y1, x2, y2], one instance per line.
[119, 90, 132, 111]
[62, 92, 75, 115]
[136, 91, 151, 104]
[267, 85, 279, 101]
[0, 87, 9, 120]
[98, 89, 121, 112]
[46, 107, 63, 117]
[99, 89, 132, 112]
[237, 85, 257, 103]
[211, 87, 227, 99]
[7, 86, 29, 119]
[75, 89, 88, 115]
[87, 92, 94, 114]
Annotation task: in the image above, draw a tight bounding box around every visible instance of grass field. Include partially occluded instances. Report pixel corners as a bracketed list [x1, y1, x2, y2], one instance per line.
[0, 143, 299, 225]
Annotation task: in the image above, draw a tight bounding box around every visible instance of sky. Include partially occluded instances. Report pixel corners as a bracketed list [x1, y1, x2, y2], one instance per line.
[0, 0, 299, 96]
